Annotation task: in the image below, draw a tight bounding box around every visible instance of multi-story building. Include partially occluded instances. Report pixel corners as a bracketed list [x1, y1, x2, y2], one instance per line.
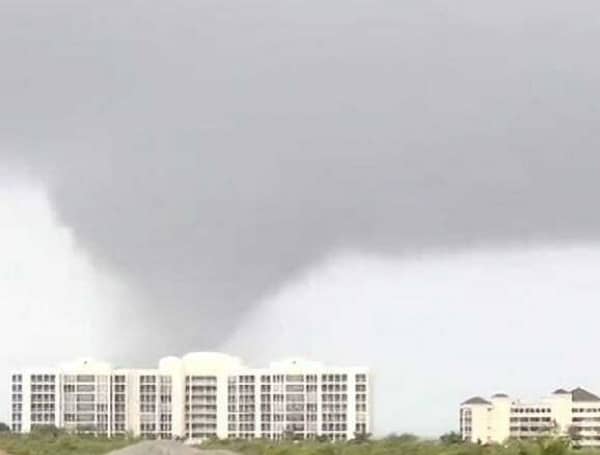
[460, 388, 600, 447]
[10, 352, 371, 442]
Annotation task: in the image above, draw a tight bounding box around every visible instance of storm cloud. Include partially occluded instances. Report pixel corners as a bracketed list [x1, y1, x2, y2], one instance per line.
[1, 0, 600, 433]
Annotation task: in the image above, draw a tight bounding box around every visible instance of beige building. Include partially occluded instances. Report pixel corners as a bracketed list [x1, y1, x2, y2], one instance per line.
[10, 352, 370, 443]
[460, 388, 600, 447]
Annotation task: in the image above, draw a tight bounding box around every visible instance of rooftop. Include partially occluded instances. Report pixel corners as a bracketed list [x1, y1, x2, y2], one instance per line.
[463, 387, 600, 406]
[462, 396, 492, 405]
[571, 387, 600, 402]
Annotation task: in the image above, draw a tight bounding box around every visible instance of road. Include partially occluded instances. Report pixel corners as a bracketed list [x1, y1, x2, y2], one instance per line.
[108, 440, 241, 455]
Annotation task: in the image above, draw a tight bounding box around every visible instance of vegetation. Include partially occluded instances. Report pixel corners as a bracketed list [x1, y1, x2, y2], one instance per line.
[0, 429, 593, 455]
[385, 434, 420, 444]
[201, 434, 593, 455]
[439, 432, 463, 445]
[0, 427, 134, 455]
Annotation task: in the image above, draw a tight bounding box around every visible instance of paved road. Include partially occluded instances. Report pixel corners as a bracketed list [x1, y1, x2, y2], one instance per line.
[108, 440, 240, 455]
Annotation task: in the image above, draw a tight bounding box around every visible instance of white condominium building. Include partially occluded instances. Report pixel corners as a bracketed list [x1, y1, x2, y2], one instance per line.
[10, 352, 370, 442]
[460, 388, 600, 447]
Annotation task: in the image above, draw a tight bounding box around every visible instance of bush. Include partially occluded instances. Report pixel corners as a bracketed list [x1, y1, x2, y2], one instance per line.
[199, 436, 584, 455]
[440, 432, 463, 445]
[0, 432, 135, 455]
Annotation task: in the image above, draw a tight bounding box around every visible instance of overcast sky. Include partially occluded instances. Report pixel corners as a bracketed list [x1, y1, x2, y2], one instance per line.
[1, 0, 600, 435]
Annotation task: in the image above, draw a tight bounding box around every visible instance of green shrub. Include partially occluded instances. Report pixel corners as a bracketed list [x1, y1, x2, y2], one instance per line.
[200, 436, 588, 455]
[0, 433, 135, 455]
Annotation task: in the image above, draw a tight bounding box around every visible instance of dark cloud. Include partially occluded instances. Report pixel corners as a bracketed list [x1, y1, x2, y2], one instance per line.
[1, 0, 600, 354]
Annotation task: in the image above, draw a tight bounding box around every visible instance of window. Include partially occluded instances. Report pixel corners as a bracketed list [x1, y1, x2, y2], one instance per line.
[286, 385, 304, 392]
[77, 384, 95, 392]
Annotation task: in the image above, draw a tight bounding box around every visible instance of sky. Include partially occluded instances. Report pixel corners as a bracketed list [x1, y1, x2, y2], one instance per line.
[1, 0, 600, 435]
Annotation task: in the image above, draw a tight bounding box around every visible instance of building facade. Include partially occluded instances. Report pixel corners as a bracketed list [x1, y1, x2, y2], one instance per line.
[10, 352, 370, 442]
[460, 388, 600, 447]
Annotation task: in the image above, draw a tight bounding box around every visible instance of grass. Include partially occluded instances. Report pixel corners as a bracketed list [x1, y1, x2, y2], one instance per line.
[200, 435, 597, 455]
[0, 432, 595, 455]
[0, 433, 135, 455]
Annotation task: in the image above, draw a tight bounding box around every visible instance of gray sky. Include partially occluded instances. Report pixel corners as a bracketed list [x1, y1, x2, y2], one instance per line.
[1, 0, 600, 435]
